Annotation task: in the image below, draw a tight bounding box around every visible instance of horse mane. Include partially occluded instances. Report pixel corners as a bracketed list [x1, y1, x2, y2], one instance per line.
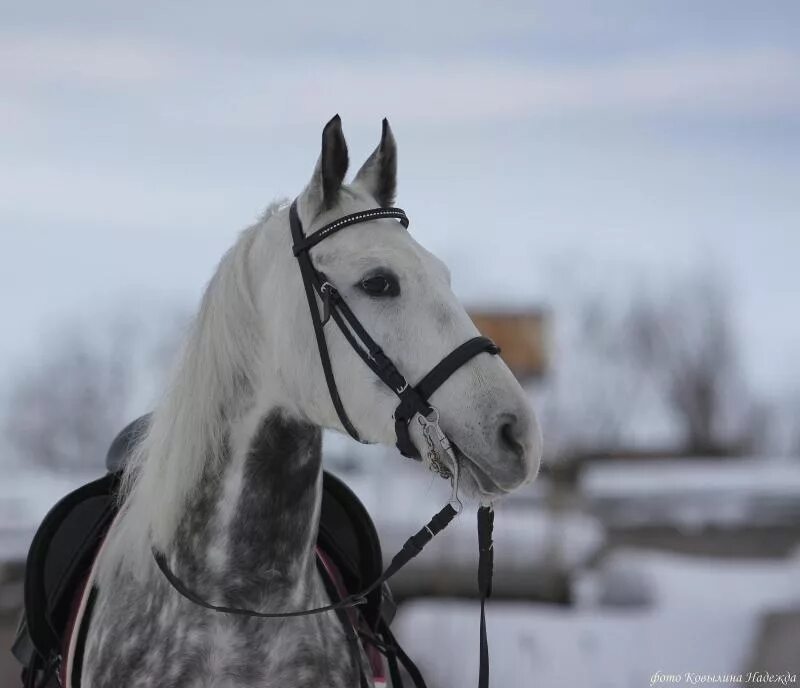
[98, 201, 286, 583]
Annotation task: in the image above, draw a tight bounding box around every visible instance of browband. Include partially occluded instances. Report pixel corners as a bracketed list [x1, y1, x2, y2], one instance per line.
[293, 207, 409, 256]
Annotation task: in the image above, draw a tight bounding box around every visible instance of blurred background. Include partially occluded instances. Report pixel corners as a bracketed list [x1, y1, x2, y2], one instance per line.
[1, 1, 799, 686]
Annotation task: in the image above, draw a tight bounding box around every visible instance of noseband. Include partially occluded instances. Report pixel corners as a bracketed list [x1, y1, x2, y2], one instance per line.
[289, 200, 499, 465]
[154, 199, 499, 688]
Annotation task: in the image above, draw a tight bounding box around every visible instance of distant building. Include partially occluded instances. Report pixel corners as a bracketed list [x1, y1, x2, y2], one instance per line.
[468, 308, 548, 381]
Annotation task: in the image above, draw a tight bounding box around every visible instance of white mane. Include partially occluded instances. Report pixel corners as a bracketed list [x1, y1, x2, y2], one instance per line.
[98, 202, 286, 583]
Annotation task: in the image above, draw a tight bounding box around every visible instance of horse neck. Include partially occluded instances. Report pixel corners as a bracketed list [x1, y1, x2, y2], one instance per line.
[171, 406, 324, 610]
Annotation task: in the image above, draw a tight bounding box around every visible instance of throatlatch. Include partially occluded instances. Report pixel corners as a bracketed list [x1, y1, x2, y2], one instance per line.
[154, 199, 499, 688]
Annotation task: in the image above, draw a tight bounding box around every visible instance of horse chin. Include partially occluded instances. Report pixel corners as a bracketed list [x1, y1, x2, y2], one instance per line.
[451, 443, 511, 501]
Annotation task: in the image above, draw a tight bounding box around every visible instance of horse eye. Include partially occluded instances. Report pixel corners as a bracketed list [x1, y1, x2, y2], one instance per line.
[359, 274, 399, 297]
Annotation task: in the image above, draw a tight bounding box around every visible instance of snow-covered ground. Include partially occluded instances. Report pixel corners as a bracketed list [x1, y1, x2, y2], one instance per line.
[395, 549, 800, 688]
[1, 445, 603, 580]
[5, 451, 800, 685]
[324, 436, 604, 580]
[582, 458, 800, 528]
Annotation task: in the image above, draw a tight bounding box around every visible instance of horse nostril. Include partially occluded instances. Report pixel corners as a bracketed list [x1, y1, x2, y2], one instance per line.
[499, 416, 525, 459]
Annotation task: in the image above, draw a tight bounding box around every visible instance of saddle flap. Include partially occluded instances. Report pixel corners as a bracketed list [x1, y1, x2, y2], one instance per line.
[20, 474, 117, 663]
[318, 471, 385, 630]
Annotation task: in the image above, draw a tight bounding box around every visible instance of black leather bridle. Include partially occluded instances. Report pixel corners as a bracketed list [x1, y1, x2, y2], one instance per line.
[155, 199, 498, 688]
[289, 200, 499, 461]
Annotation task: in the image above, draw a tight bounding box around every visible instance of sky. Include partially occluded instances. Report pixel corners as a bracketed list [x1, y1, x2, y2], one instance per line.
[1, 1, 799, 400]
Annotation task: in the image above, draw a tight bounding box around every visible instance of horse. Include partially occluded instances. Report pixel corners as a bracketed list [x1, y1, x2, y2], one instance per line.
[83, 116, 542, 687]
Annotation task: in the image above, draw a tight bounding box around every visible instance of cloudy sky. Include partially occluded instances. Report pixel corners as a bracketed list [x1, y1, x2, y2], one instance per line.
[1, 1, 798, 398]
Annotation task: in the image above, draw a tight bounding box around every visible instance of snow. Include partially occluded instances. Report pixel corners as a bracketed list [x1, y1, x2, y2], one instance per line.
[325, 439, 604, 573]
[6, 451, 800, 685]
[0, 450, 603, 575]
[395, 550, 800, 688]
[0, 433, 604, 574]
[375, 498, 603, 576]
[583, 459, 800, 496]
[582, 458, 800, 528]
[579, 547, 800, 610]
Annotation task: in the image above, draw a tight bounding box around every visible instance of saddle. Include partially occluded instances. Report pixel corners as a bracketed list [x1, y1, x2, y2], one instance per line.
[11, 416, 416, 688]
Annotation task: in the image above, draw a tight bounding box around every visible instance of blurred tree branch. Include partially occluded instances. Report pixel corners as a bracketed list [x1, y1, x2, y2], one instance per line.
[625, 274, 762, 455]
[622, 272, 767, 455]
[534, 268, 772, 461]
[3, 309, 185, 473]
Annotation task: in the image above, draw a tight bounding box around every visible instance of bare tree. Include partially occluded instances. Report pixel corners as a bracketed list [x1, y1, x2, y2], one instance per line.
[4, 309, 186, 473]
[532, 266, 768, 462]
[625, 274, 760, 455]
[531, 286, 659, 461]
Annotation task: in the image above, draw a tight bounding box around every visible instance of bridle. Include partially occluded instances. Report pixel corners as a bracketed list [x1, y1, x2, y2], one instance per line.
[154, 199, 498, 688]
[289, 200, 499, 466]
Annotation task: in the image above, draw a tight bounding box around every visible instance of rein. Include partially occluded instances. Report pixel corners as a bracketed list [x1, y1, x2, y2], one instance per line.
[154, 200, 498, 688]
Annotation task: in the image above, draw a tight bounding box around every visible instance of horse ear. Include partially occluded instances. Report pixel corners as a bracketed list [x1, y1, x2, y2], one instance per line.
[352, 118, 397, 207]
[298, 115, 349, 220]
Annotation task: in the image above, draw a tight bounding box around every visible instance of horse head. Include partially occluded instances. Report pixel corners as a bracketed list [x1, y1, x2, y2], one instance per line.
[257, 115, 542, 498]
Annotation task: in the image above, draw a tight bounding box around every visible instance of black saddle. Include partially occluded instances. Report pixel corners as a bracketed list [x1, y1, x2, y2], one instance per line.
[12, 416, 404, 688]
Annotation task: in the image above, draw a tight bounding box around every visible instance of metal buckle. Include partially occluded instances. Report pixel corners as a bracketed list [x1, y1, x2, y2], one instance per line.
[448, 455, 463, 513]
[319, 281, 335, 326]
[417, 408, 462, 513]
